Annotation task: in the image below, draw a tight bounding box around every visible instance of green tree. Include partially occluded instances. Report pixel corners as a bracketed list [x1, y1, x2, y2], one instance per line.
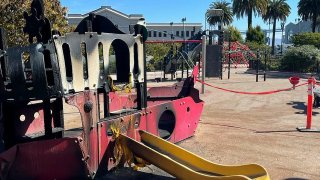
[207, 1, 233, 26]
[225, 25, 243, 42]
[262, 0, 290, 55]
[232, 0, 268, 30]
[316, 17, 320, 31]
[146, 43, 179, 71]
[246, 26, 265, 44]
[245, 41, 271, 52]
[0, 0, 69, 47]
[298, 0, 320, 33]
[291, 32, 320, 48]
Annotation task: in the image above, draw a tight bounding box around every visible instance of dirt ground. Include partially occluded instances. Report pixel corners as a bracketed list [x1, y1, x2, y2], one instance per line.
[64, 68, 320, 180]
[178, 68, 320, 180]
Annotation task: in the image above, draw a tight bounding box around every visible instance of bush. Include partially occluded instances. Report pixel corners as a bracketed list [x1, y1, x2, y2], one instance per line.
[246, 26, 265, 44]
[291, 33, 320, 48]
[280, 45, 320, 72]
[146, 43, 180, 71]
[225, 25, 243, 42]
[245, 41, 271, 52]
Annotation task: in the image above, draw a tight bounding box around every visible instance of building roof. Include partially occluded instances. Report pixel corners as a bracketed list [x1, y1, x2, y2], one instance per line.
[147, 23, 202, 27]
[68, 6, 143, 19]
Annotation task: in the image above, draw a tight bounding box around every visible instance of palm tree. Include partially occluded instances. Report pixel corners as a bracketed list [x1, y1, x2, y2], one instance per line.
[298, 0, 320, 33]
[315, 17, 320, 32]
[207, 0, 233, 26]
[232, 0, 268, 30]
[263, 0, 290, 55]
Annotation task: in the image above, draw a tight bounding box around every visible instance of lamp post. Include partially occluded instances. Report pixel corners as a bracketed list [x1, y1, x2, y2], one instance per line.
[170, 22, 173, 40]
[281, 21, 285, 55]
[182, 17, 186, 44]
[181, 17, 186, 78]
[181, 17, 187, 52]
[169, 22, 174, 80]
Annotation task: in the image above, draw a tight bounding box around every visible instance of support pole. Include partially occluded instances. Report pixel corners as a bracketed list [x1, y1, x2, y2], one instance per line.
[187, 60, 189, 77]
[228, 36, 231, 79]
[264, 49, 267, 81]
[182, 53, 184, 79]
[256, 50, 260, 82]
[201, 35, 206, 94]
[163, 57, 166, 80]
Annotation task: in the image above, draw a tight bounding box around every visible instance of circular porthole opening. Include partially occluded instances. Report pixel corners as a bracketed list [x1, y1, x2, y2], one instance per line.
[158, 110, 176, 140]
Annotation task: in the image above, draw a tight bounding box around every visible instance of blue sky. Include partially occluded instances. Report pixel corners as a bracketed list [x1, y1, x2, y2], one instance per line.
[61, 0, 299, 34]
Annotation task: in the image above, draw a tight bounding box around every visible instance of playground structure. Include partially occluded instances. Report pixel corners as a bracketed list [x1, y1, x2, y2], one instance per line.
[145, 38, 203, 81]
[223, 41, 256, 68]
[0, 1, 270, 179]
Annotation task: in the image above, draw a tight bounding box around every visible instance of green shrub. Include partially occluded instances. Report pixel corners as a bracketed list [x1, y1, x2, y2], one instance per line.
[245, 41, 271, 52]
[225, 25, 243, 42]
[246, 26, 265, 44]
[291, 33, 320, 48]
[280, 45, 320, 72]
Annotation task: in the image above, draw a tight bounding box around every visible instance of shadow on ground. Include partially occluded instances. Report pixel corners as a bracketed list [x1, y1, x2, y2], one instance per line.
[255, 130, 297, 133]
[96, 167, 174, 180]
[287, 101, 319, 116]
[245, 69, 315, 80]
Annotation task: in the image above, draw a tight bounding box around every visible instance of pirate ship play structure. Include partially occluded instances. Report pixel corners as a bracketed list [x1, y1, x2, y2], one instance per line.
[0, 1, 269, 179]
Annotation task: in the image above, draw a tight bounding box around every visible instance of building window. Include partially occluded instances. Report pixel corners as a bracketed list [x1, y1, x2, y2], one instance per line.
[186, 31, 189, 37]
[176, 31, 179, 36]
[164, 31, 167, 37]
[191, 31, 195, 37]
[159, 32, 162, 37]
[181, 31, 184, 37]
[148, 31, 152, 37]
[154, 31, 157, 37]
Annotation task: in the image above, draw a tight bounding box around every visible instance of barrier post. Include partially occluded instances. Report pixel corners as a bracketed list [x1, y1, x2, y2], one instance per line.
[264, 50, 267, 82]
[297, 77, 320, 132]
[306, 77, 314, 129]
[201, 35, 206, 94]
[256, 50, 260, 82]
[228, 36, 231, 79]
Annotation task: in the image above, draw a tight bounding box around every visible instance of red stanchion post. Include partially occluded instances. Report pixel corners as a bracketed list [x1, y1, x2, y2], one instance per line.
[306, 77, 315, 129]
[297, 77, 320, 132]
[289, 76, 300, 90]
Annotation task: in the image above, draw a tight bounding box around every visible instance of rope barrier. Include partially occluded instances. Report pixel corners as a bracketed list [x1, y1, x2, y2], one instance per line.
[196, 79, 308, 95]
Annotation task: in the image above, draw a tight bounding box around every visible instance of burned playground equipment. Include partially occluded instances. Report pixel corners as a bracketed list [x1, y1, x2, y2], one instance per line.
[0, 1, 272, 179]
[0, 0, 204, 179]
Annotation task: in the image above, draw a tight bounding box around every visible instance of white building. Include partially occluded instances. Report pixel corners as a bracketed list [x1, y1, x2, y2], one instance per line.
[68, 6, 202, 40]
[284, 20, 320, 44]
[147, 23, 202, 41]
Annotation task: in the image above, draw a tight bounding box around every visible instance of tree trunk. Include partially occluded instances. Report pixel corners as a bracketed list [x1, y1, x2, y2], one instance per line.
[248, 10, 253, 30]
[272, 17, 276, 55]
[312, 14, 317, 33]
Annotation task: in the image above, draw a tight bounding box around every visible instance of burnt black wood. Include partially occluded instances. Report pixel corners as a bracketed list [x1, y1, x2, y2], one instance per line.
[74, 13, 125, 34]
[23, 0, 52, 44]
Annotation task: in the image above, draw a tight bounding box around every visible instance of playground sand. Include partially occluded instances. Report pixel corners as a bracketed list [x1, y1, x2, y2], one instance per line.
[179, 68, 320, 180]
[64, 68, 320, 179]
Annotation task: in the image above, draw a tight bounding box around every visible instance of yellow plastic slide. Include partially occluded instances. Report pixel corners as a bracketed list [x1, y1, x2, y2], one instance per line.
[120, 130, 270, 180]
